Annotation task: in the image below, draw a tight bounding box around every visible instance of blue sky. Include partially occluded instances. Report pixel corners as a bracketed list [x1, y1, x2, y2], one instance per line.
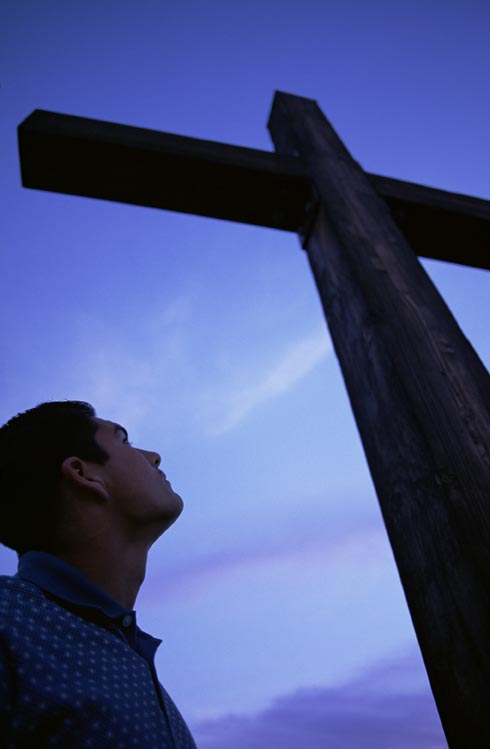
[1, 1, 489, 746]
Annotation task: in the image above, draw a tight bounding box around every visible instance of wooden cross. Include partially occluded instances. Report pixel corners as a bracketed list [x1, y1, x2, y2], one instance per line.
[18, 92, 490, 747]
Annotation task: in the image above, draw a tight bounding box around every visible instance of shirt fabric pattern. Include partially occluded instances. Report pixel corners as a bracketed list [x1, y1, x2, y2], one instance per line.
[0, 551, 197, 748]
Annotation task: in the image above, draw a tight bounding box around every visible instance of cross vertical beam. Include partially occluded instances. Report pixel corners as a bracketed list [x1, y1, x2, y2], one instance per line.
[268, 92, 490, 747]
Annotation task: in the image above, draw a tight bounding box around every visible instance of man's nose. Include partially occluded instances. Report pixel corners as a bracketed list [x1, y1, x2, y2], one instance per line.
[139, 449, 161, 468]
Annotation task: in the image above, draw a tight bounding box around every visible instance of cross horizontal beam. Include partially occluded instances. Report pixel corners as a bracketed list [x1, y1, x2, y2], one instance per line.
[18, 110, 490, 270]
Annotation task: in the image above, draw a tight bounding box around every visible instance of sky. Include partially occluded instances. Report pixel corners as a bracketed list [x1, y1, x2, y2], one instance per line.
[1, 1, 489, 747]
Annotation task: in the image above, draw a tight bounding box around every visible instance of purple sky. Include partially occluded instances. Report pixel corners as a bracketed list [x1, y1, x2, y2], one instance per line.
[1, 1, 489, 746]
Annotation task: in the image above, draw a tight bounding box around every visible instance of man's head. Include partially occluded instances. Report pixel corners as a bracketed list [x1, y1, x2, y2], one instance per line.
[0, 400, 183, 557]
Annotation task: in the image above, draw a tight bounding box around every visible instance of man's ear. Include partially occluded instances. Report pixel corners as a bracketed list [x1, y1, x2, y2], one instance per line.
[61, 457, 110, 501]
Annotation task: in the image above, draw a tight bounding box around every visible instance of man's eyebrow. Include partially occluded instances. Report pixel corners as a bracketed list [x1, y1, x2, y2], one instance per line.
[113, 423, 128, 441]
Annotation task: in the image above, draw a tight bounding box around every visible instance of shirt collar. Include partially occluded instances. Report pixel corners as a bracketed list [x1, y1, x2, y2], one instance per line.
[16, 550, 128, 620]
[15, 551, 163, 663]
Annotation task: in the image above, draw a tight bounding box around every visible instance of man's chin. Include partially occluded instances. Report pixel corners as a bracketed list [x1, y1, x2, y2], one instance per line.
[165, 492, 185, 525]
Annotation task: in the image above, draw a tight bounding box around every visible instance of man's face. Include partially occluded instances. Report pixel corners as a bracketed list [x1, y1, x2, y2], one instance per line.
[90, 417, 184, 537]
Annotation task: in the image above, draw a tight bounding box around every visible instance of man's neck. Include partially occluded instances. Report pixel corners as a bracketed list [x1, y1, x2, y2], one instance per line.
[58, 539, 149, 610]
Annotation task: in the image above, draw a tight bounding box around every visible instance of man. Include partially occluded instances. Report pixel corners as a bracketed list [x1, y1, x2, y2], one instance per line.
[0, 400, 197, 748]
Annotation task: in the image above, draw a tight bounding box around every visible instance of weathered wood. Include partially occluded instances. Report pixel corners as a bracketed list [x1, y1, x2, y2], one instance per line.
[17, 109, 312, 233]
[366, 173, 490, 269]
[18, 110, 490, 269]
[268, 92, 490, 748]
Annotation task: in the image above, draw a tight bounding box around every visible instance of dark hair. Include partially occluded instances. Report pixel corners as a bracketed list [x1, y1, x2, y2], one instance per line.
[0, 400, 109, 556]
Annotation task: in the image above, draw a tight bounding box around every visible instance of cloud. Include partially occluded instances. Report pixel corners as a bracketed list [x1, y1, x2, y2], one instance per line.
[207, 326, 332, 435]
[143, 518, 389, 604]
[58, 297, 332, 443]
[61, 293, 195, 439]
[192, 651, 447, 749]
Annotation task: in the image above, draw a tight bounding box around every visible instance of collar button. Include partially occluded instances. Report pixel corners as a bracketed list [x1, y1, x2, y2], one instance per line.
[121, 614, 133, 628]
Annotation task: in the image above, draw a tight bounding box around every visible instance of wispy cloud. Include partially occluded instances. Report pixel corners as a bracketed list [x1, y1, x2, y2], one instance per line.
[62, 293, 195, 439]
[207, 326, 332, 435]
[192, 651, 447, 749]
[143, 517, 389, 604]
[57, 298, 332, 443]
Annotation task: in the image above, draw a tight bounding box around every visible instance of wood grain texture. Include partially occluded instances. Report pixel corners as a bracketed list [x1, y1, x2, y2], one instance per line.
[17, 109, 490, 269]
[268, 91, 490, 748]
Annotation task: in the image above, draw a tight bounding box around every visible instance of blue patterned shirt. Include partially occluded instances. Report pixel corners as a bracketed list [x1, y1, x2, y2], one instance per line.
[0, 551, 197, 748]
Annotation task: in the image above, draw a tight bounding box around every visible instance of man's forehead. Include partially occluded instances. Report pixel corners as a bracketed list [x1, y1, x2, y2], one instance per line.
[93, 417, 126, 435]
